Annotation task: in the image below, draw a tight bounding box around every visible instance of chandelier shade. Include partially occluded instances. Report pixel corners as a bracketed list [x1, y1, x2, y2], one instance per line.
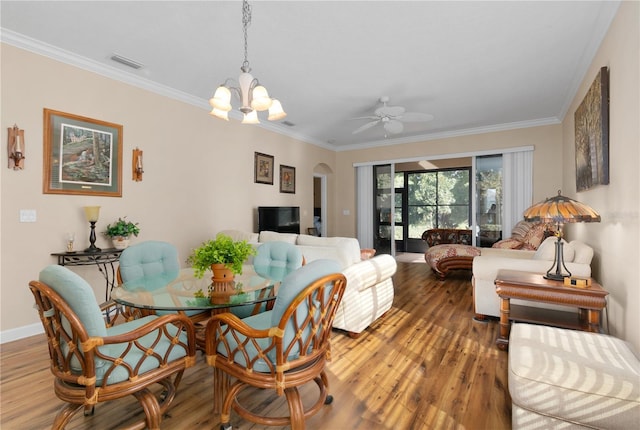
[523, 190, 600, 280]
[209, 0, 286, 123]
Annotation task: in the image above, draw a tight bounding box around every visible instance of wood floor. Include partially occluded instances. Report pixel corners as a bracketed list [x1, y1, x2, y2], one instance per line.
[0, 262, 511, 430]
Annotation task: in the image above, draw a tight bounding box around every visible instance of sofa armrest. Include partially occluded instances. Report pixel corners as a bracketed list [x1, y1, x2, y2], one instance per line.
[342, 254, 397, 293]
[472, 255, 592, 281]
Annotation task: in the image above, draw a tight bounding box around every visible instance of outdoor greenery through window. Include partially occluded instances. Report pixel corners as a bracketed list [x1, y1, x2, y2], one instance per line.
[375, 167, 470, 241]
[407, 169, 471, 239]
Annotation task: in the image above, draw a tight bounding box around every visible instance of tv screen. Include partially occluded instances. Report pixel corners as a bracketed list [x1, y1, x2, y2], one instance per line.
[258, 206, 300, 234]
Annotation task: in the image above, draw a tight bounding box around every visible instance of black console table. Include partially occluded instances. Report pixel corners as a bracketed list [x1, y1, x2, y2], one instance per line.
[51, 248, 123, 302]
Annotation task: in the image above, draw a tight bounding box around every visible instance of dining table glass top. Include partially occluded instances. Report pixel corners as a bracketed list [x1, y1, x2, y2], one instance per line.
[112, 268, 276, 311]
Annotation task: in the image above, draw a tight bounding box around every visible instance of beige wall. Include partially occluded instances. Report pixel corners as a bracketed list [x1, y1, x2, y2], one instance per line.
[0, 44, 335, 337]
[2, 2, 638, 352]
[560, 0, 639, 351]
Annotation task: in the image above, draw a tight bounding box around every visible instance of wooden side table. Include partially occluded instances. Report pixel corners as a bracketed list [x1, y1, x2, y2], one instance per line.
[494, 269, 608, 350]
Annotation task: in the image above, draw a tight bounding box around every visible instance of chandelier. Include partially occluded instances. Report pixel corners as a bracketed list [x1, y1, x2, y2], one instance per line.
[209, 0, 286, 124]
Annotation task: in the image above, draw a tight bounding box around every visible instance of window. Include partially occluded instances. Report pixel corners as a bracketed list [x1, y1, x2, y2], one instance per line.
[406, 168, 471, 238]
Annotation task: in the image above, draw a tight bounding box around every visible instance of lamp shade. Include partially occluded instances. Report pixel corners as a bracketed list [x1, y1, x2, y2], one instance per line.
[209, 107, 229, 121]
[83, 206, 101, 222]
[268, 99, 287, 121]
[523, 190, 601, 224]
[241, 110, 260, 124]
[251, 85, 272, 111]
[210, 86, 232, 112]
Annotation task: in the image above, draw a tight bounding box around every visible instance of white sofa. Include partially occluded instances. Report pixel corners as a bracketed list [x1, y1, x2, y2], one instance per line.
[218, 230, 397, 336]
[472, 236, 594, 319]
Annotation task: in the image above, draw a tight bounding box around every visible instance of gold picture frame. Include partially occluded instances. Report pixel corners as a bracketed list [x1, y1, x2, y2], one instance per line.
[254, 152, 274, 185]
[280, 164, 295, 194]
[43, 109, 123, 197]
[575, 66, 609, 192]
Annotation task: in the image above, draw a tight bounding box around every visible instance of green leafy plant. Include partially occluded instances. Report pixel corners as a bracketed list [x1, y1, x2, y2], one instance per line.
[103, 217, 140, 238]
[187, 234, 256, 278]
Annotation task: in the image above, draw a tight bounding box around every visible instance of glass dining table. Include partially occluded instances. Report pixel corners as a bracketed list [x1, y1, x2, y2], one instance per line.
[112, 268, 276, 313]
[111, 267, 277, 414]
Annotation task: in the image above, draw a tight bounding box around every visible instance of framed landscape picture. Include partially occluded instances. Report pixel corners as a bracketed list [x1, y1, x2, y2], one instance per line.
[254, 152, 274, 185]
[43, 109, 123, 197]
[574, 66, 609, 192]
[280, 165, 295, 194]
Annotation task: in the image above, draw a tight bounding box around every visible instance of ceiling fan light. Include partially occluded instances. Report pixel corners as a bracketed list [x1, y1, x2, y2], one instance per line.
[251, 85, 272, 111]
[210, 86, 232, 111]
[242, 110, 260, 124]
[268, 99, 287, 121]
[209, 107, 229, 121]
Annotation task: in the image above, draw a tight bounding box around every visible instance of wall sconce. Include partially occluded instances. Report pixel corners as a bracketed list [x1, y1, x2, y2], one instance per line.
[7, 124, 25, 170]
[132, 147, 143, 181]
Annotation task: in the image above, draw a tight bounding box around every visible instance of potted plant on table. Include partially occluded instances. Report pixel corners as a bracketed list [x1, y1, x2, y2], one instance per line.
[187, 233, 256, 282]
[103, 217, 140, 250]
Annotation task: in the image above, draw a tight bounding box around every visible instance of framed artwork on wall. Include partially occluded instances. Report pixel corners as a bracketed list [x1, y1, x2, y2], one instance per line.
[43, 109, 123, 197]
[574, 66, 609, 192]
[254, 152, 274, 185]
[280, 165, 296, 194]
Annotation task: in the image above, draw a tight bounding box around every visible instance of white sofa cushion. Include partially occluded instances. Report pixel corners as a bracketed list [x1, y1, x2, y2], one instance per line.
[296, 234, 362, 268]
[571, 240, 594, 264]
[533, 237, 575, 262]
[217, 229, 259, 244]
[259, 231, 298, 244]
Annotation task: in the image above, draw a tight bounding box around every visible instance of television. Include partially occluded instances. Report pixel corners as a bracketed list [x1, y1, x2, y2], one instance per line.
[258, 206, 300, 234]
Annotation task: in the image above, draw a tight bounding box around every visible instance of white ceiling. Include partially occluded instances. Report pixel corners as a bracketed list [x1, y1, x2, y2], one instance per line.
[0, 1, 620, 151]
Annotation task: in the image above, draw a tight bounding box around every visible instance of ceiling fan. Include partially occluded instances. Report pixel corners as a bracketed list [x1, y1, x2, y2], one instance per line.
[352, 96, 434, 135]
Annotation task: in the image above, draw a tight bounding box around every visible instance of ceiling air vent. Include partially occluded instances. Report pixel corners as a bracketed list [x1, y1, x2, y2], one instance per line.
[110, 54, 144, 70]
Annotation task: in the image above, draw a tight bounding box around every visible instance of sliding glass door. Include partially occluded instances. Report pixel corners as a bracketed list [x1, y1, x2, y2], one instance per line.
[475, 155, 503, 247]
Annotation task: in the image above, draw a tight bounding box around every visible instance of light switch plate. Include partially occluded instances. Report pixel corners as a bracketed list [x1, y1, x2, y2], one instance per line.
[19, 209, 37, 222]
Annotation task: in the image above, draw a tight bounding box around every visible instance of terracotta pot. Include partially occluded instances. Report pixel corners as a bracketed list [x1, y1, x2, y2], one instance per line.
[211, 263, 235, 283]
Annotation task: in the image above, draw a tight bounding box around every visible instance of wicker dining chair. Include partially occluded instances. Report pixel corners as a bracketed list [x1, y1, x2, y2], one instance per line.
[117, 240, 210, 324]
[30, 265, 196, 430]
[205, 260, 347, 430]
[230, 241, 304, 319]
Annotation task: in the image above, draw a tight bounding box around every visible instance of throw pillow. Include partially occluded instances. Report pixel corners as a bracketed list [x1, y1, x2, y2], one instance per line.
[492, 238, 523, 249]
[533, 236, 575, 262]
[521, 223, 546, 250]
[511, 221, 533, 241]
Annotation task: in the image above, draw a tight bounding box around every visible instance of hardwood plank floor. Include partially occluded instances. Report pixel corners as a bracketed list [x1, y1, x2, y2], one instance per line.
[0, 261, 511, 429]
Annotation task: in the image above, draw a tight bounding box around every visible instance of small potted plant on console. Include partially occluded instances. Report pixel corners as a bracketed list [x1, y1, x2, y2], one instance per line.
[104, 217, 140, 249]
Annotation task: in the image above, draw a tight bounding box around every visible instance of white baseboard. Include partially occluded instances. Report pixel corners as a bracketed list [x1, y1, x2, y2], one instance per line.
[0, 323, 44, 344]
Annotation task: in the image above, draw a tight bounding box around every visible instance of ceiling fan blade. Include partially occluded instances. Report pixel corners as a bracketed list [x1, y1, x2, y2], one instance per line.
[399, 112, 435, 122]
[350, 115, 379, 121]
[352, 120, 380, 134]
[375, 105, 405, 118]
[384, 120, 404, 134]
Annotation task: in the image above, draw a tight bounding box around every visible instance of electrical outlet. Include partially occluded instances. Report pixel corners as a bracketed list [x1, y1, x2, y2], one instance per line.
[19, 209, 37, 222]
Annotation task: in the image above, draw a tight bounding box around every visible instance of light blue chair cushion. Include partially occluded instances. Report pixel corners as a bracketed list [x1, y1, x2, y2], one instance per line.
[40, 265, 108, 338]
[99, 315, 188, 385]
[219, 259, 341, 372]
[253, 241, 303, 283]
[119, 241, 204, 318]
[119, 241, 180, 291]
[39, 265, 188, 385]
[230, 242, 302, 319]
